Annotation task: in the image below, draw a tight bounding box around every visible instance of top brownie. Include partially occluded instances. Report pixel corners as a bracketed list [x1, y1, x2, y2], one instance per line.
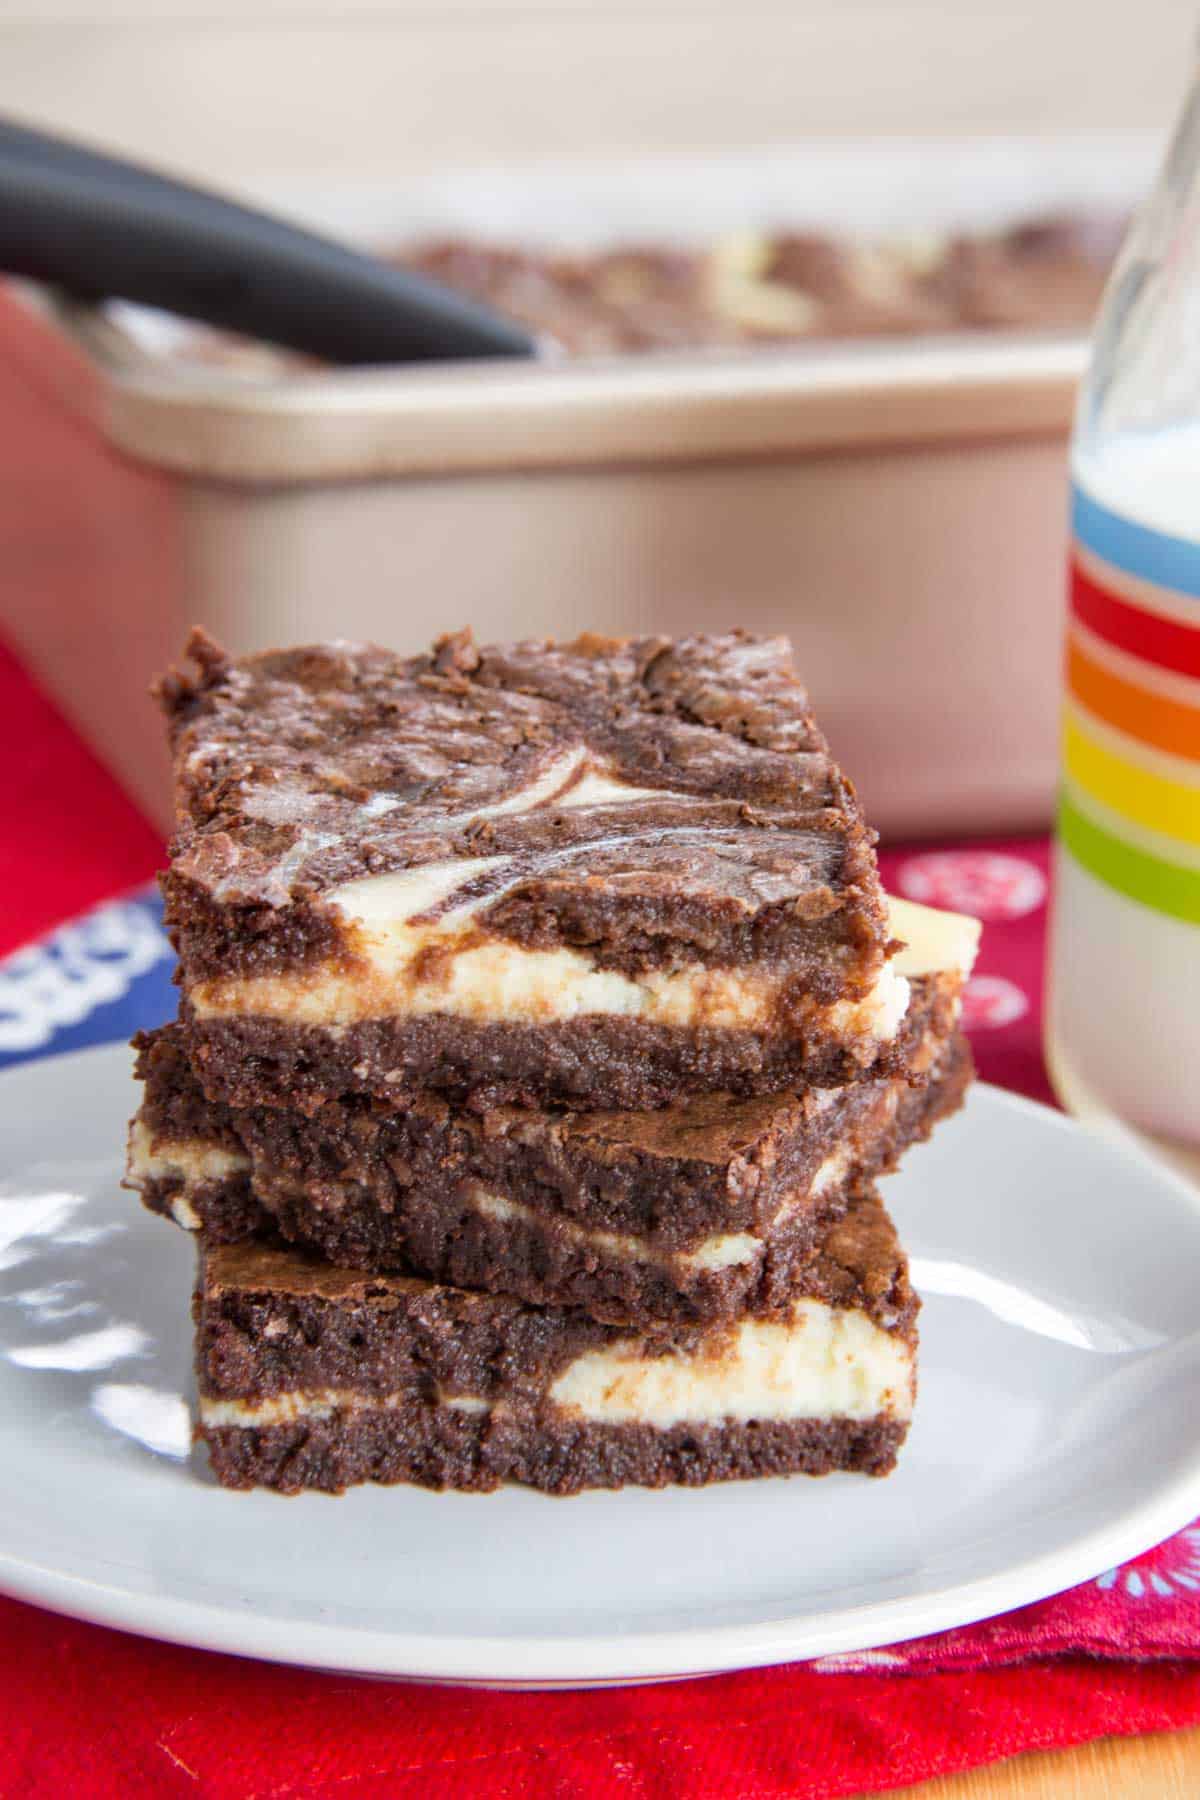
[159, 629, 966, 1111]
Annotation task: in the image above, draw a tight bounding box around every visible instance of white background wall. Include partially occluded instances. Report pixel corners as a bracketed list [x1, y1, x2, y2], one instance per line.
[0, 1, 1193, 189]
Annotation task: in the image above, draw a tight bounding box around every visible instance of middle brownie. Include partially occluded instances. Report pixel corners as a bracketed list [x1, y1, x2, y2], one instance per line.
[128, 1013, 970, 1328]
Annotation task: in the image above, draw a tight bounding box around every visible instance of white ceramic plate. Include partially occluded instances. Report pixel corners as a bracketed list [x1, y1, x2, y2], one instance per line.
[2, 1045, 1200, 1688]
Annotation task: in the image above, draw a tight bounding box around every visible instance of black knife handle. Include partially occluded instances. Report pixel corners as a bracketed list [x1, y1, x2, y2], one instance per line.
[0, 117, 536, 365]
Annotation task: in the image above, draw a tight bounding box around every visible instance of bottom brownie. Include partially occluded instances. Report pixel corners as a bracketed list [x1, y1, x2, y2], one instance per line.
[202, 1411, 907, 1496]
[194, 1183, 917, 1495]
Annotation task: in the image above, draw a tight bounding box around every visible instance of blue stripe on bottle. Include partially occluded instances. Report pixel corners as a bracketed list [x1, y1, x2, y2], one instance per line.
[1072, 484, 1200, 602]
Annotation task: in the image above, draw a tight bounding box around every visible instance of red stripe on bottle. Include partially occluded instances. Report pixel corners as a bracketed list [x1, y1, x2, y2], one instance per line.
[1070, 561, 1200, 680]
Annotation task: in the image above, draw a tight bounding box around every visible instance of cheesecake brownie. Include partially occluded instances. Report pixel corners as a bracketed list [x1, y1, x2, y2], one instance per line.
[401, 213, 1119, 355]
[195, 1182, 918, 1494]
[129, 1001, 969, 1325]
[160, 628, 976, 1111]
[183, 211, 1122, 374]
[927, 214, 1125, 333]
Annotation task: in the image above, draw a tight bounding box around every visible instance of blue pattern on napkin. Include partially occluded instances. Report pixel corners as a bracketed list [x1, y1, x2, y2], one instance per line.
[0, 886, 176, 1070]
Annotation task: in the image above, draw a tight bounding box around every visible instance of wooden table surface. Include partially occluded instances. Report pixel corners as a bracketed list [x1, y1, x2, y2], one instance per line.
[895, 1722, 1200, 1798]
[1, 287, 1198, 1800]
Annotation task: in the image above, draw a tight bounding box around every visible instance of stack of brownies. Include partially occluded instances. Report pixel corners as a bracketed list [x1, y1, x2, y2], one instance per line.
[126, 628, 979, 1495]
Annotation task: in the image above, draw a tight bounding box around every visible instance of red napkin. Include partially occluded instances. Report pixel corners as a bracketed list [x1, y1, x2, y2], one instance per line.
[5, 642, 1200, 1799]
[0, 640, 162, 958]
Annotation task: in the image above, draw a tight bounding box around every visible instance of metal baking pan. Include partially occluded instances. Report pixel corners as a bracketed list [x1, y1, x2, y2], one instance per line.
[0, 135, 1160, 836]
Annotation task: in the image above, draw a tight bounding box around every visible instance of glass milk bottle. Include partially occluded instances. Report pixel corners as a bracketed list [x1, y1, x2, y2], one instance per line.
[1046, 79, 1200, 1165]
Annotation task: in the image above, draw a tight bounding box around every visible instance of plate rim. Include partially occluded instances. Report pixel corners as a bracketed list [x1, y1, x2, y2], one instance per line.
[2, 1044, 1200, 1687]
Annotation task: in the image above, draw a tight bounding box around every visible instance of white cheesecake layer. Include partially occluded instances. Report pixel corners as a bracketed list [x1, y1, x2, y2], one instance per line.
[469, 1185, 761, 1275]
[887, 897, 981, 979]
[198, 1297, 912, 1432]
[190, 928, 911, 1036]
[126, 1120, 250, 1186]
[188, 884, 974, 1036]
[126, 1121, 253, 1231]
[553, 769, 692, 810]
[398, 750, 681, 828]
[548, 1299, 913, 1427]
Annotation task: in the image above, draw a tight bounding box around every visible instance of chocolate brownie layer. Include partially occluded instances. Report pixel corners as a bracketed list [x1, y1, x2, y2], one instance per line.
[195, 1183, 917, 1494]
[130, 1020, 969, 1324]
[134, 986, 957, 1245]
[180, 955, 968, 1117]
[202, 1411, 907, 1495]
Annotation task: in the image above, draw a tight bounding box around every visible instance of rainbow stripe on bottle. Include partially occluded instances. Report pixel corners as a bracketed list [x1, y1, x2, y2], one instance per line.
[1060, 484, 1200, 924]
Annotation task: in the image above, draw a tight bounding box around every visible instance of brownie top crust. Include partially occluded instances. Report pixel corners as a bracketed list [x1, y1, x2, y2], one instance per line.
[158, 627, 885, 987]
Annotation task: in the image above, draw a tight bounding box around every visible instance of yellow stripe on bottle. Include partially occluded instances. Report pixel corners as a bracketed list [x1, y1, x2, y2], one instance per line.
[1062, 711, 1200, 849]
